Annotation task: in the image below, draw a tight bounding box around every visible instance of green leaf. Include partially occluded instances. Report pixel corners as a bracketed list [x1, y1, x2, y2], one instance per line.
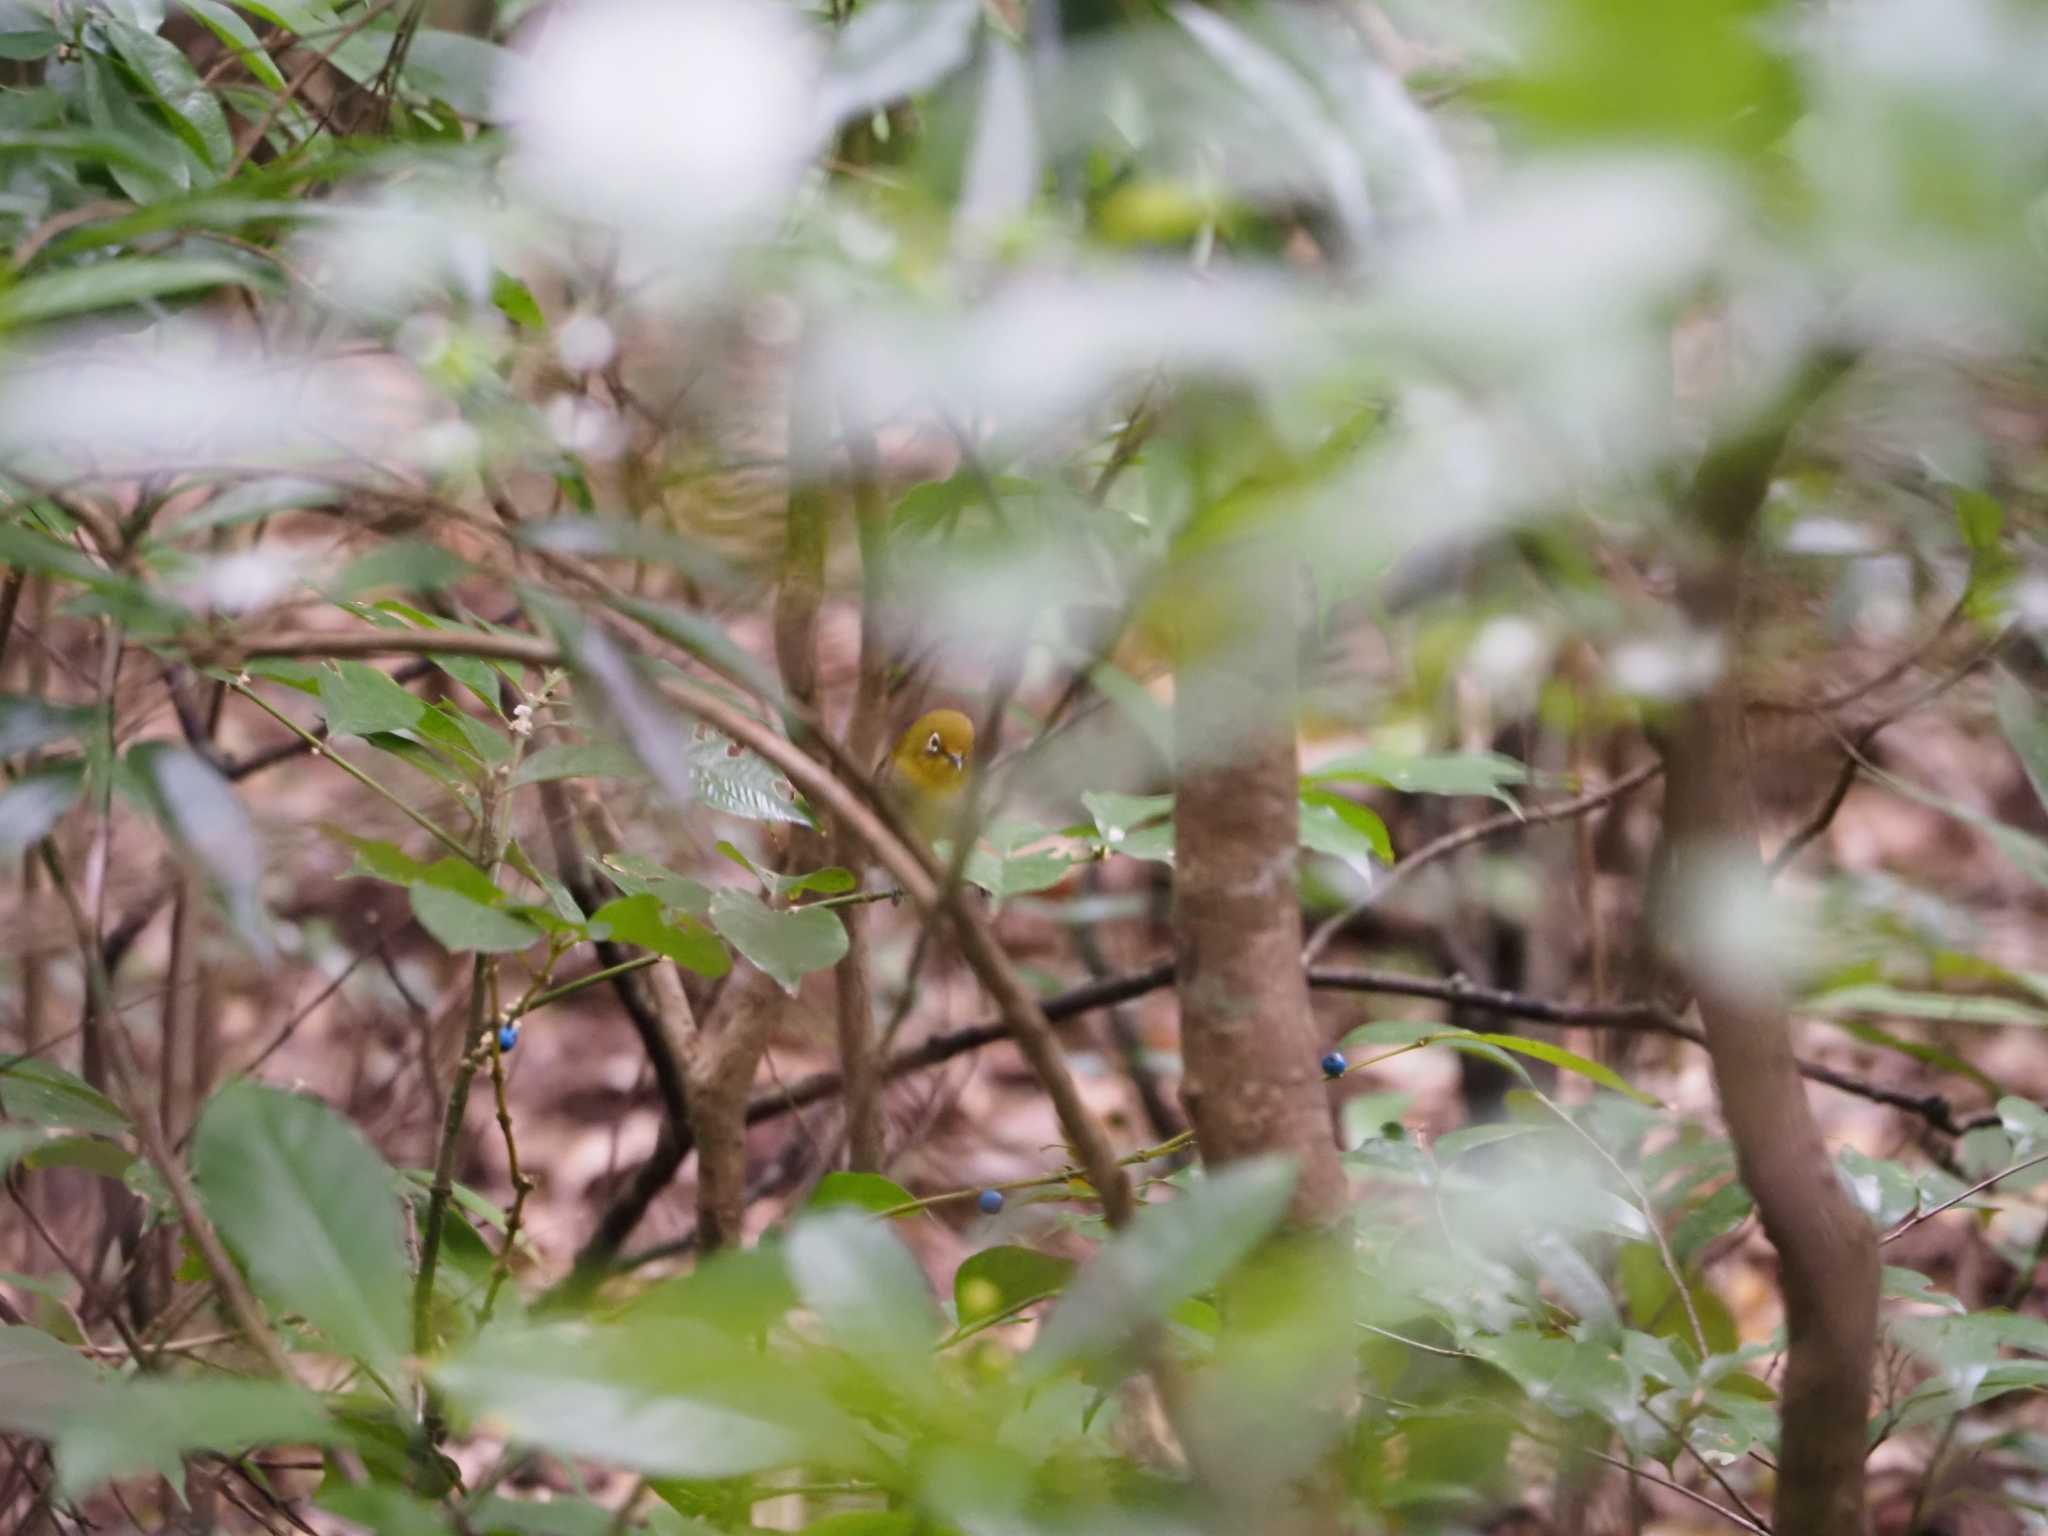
[707, 889, 846, 995]
[1299, 790, 1392, 865]
[434, 1318, 858, 1481]
[0, 696, 94, 758]
[689, 734, 808, 825]
[0, 1325, 107, 1439]
[492, 271, 545, 330]
[129, 742, 269, 951]
[1461, 1032, 1660, 1107]
[953, 1245, 1075, 1329]
[1304, 749, 1528, 805]
[0, 763, 83, 855]
[53, 1376, 330, 1498]
[1805, 982, 2048, 1030]
[0, 255, 261, 325]
[319, 660, 425, 738]
[192, 1082, 410, 1381]
[103, 17, 232, 169]
[22, 1135, 133, 1180]
[963, 844, 1076, 901]
[596, 853, 713, 918]
[0, 1127, 52, 1173]
[511, 741, 647, 787]
[785, 1210, 942, 1377]
[402, 28, 511, 117]
[807, 1171, 914, 1214]
[178, 0, 287, 89]
[316, 1484, 448, 1536]
[328, 540, 469, 600]
[590, 893, 730, 978]
[411, 883, 544, 955]
[1025, 1157, 1297, 1381]
[553, 616, 700, 812]
[328, 828, 434, 885]
[713, 842, 853, 900]
[0, 1059, 129, 1137]
[1956, 487, 2003, 556]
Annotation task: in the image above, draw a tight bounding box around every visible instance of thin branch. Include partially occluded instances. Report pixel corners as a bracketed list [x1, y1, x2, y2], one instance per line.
[1302, 762, 1663, 964]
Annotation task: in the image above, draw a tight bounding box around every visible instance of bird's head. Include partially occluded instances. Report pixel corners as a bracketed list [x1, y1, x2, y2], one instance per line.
[892, 707, 974, 793]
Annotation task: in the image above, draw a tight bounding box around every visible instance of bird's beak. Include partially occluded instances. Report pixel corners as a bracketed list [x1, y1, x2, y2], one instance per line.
[947, 752, 965, 771]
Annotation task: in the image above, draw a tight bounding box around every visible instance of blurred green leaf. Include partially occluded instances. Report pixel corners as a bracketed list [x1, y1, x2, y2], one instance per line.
[0, 763, 82, 856]
[1806, 982, 2048, 1030]
[1303, 749, 1527, 804]
[1026, 1157, 1297, 1381]
[192, 1082, 410, 1381]
[53, 1375, 330, 1498]
[708, 888, 846, 995]
[511, 740, 646, 787]
[0, 696, 94, 758]
[329, 540, 470, 600]
[0, 254, 260, 324]
[435, 1318, 859, 1480]
[22, 1135, 132, 1180]
[0, 1058, 129, 1137]
[786, 1210, 942, 1381]
[129, 741, 270, 952]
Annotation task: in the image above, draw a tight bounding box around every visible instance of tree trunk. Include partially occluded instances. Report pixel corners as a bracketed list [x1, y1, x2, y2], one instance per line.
[1172, 551, 1345, 1227]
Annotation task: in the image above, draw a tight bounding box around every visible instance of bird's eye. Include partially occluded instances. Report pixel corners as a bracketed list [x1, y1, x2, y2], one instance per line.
[926, 732, 942, 756]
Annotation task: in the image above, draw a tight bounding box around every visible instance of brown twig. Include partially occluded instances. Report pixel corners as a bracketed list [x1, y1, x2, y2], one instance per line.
[1302, 761, 1663, 964]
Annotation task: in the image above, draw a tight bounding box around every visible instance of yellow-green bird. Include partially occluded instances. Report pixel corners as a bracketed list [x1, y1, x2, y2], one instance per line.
[882, 707, 974, 843]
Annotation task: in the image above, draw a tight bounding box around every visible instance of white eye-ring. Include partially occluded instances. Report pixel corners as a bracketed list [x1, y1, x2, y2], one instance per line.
[926, 732, 943, 755]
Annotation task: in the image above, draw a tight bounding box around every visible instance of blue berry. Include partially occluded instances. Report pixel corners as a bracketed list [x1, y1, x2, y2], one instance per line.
[977, 1188, 1004, 1215]
[1320, 1051, 1347, 1080]
[497, 1023, 520, 1053]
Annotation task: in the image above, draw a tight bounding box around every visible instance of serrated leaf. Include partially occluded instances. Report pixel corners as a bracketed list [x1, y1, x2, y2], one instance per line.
[707, 889, 846, 995]
[192, 1083, 409, 1380]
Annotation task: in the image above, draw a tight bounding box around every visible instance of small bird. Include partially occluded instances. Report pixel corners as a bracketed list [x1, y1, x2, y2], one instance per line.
[882, 707, 975, 844]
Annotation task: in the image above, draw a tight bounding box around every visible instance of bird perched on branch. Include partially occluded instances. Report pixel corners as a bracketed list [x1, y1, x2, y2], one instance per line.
[881, 707, 974, 844]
